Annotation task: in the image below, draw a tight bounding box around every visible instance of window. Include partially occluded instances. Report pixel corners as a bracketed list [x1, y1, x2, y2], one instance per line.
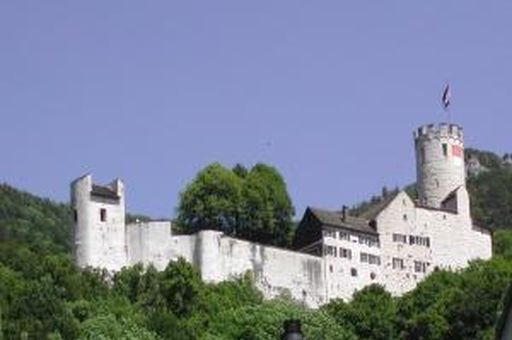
[409, 235, 430, 247]
[414, 261, 429, 273]
[369, 254, 381, 265]
[100, 208, 107, 222]
[360, 252, 381, 265]
[351, 268, 358, 277]
[392, 233, 407, 243]
[339, 247, 352, 260]
[421, 147, 426, 164]
[329, 265, 333, 273]
[442, 143, 448, 157]
[323, 230, 336, 238]
[73, 209, 78, 222]
[324, 245, 336, 257]
[339, 231, 350, 241]
[392, 257, 405, 270]
[403, 214, 408, 221]
[359, 235, 379, 247]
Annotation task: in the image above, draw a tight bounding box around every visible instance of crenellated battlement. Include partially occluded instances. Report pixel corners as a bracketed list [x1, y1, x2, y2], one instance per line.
[414, 123, 464, 142]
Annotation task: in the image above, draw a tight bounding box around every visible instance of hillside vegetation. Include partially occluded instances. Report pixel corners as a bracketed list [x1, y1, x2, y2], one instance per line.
[1, 148, 512, 339]
[352, 148, 512, 231]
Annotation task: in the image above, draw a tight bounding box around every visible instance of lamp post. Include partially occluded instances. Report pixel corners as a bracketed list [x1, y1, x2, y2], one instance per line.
[281, 319, 304, 340]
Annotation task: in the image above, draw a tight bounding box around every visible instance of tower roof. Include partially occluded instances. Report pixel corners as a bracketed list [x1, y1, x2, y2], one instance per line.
[91, 184, 119, 200]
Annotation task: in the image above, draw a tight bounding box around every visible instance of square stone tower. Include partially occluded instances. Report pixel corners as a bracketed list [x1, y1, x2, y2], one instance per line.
[70, 174, 127, 271]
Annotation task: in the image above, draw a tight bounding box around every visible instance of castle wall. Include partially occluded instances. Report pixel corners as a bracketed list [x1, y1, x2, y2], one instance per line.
[416, 205, 470, 270]
[127, 221, 173, 270]
[376, 192, 433, 295]
[171, 230, 327, 308]
[71, 175, 127, 272]
[71, 176, 93, 268]
[87, 195, 126, 271]
[467, 225, 492, 261]
[170, 234, 196, 263]
[322, 229, 381, 301]
[376, 188, 492, 296]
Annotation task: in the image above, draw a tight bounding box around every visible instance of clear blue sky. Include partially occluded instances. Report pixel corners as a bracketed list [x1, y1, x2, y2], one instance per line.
[1, 2, 511, 219]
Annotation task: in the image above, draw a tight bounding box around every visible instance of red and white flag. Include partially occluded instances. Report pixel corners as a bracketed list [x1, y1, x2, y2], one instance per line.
[452, 144, 463, 166]
[452, 145, 462, 158]
[442, 84, 451, 109]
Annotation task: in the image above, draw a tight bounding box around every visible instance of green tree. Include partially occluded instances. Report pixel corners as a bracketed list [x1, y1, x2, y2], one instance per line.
[206, 300, 356, 340]
[177, 163, 243, 234]
[238, 164, 295, 246]
[78, 314, 159, 340]
[323, 284, 396, 340]
[176, 162, 295, 247]
[494, 230, 512, 259]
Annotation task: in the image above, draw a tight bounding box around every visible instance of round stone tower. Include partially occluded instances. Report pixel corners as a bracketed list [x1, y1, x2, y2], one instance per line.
[414, 123, 465, 208]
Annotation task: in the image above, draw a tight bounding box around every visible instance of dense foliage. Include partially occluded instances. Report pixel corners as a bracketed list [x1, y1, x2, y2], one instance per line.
[2, 148, 512, 339]
[177, 163, 295, 247]
[0, 183, 349, 339]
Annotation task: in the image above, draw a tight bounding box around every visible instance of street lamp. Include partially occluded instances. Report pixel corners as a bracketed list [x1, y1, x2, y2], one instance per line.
[281, 319, 304, 340]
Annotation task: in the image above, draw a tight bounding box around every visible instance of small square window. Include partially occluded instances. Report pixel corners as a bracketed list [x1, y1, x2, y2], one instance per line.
[100, 208, 107, 222]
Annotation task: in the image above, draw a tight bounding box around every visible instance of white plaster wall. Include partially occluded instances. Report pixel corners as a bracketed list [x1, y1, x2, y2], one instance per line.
[71, 175, 93, 268]
[185, 231, 326, 308]
[127, 221, 173, 270]
[376, 188, 491, 297]
[416, 206, 470, 270]
[322, 230, 381, 301]
[71, 175, 127, 272]
[376, 192, 434, 296]
[170, 234, 196, 263]
[415, 124, 465, 208]
[88, 186, 126, 271]
[467, 225, 492, 261]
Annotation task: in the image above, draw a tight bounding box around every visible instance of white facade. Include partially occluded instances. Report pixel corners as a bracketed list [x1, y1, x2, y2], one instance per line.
[70, 123, 493, 307]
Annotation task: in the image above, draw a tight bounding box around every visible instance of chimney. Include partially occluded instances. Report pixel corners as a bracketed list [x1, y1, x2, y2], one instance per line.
[342, 205, 348, 221]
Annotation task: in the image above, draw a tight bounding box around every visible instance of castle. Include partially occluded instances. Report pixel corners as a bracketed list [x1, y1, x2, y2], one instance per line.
[71, 123, 492, 308]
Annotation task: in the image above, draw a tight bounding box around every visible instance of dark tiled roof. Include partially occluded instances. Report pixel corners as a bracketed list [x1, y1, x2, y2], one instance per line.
[308, 207, 377, 235]
[91, 184, 119, 200]
[358, 191, 400, 220]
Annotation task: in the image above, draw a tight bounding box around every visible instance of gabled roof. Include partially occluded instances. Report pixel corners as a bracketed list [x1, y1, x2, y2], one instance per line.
[307, 207, 378, 235]
[358, 191, 401, 220]
[91, 184, 119, 200]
